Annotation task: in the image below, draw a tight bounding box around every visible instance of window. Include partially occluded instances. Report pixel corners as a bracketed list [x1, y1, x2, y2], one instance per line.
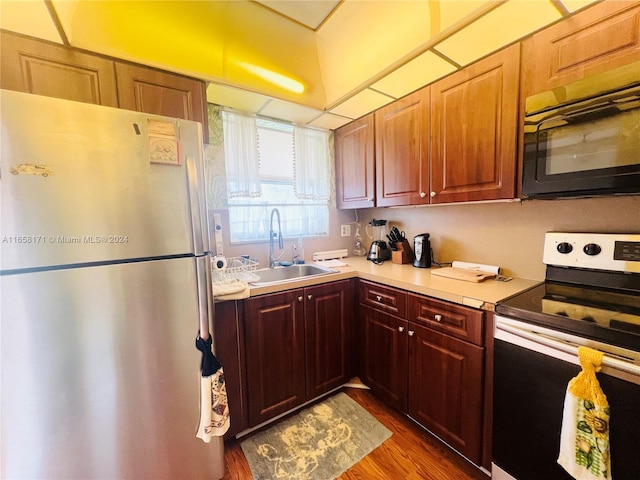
[222, 111, 330, 243]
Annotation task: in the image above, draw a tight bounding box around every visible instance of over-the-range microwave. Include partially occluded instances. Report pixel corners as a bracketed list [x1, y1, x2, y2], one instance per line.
[522, 61, 640, 199]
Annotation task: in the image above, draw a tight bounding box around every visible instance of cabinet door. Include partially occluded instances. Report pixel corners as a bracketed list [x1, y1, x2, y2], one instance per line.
[0, 31, 119, 107]
[360, 304, 408, 411]
[522, 1, 640, 97]
[244, 290, 306, 427]
[115, 62, 208, 139]
[213, 300, 246, 438]
[335, 114, 375, 209]
[305, 280, 356, 398]
[375, 87, 430, 206]
[431, 44, 519, 203]
[408, 323, 484, 464]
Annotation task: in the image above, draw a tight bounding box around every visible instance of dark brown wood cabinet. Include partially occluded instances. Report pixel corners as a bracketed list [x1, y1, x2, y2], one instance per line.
[244, 289, 306, 427]
[335, 114, 376, 209]
[374, 87, 431, 207]
[360, 304, 408, 411]
[305, 280, 356, 399]
[521, 1, 640, 98]
[212, 300, 247, 439]
[1, 30, 119, 107]
[406, 294, 485, 465]
[1, 30, 208, 140]
[359, 280, 486, 465]
[244, 280, 355, 427]
[430, 44, 520, 203]
[115, 62, 207, 128]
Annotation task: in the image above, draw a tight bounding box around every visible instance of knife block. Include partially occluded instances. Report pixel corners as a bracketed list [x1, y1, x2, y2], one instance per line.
[392, 239, 414, 264]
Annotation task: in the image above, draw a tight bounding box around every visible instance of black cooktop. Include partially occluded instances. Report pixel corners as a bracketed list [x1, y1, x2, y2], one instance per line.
[496, 281, 640, 352]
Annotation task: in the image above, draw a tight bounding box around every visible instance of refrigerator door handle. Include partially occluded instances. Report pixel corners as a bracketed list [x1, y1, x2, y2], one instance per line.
[185, 150, 210, 256]
[196, 255, 213, 341]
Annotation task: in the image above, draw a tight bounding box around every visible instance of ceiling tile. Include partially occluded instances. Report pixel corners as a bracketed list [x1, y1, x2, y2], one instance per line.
[259, 99, 324, 124]
[0, 1, 62, 43]
[371, 51, 457, 98]
[255, 0, 340, 30]
[434, 0, 562, 66]
[316, 0, 432, 105]
[206, 83, 271, 112]
[308, 113, 353, 130]
[329, 89, 394, 120]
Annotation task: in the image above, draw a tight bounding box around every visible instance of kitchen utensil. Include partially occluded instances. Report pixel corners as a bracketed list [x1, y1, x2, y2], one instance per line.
[366, 219, 391, 263]
[413, 233, 431, 268]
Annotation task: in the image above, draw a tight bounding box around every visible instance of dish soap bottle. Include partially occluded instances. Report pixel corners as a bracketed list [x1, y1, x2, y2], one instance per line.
[293, 236, 305, 264]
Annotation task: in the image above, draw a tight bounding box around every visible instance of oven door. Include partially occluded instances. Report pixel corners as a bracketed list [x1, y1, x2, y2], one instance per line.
[493, 316, 640, 480]
[522, 84, 640, 199]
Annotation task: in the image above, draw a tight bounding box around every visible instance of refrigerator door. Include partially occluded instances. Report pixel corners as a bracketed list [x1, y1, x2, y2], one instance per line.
[1, 256, 223, 479]
[0, 89, 209, 272]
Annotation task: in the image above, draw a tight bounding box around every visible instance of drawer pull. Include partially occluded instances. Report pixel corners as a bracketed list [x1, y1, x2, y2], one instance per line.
[398, 326, 404, 333]
[376, 295, 382, 302]
[298, 296, 303, 302]
[408, 330, 415, 337]
[308, 294, 313, 300]
[434, 314, 443, 322]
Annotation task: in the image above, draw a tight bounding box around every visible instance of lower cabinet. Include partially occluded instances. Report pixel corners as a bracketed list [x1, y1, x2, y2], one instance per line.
[213, 299, 247, 439]
[359, 280, 486, 465]
[243, 280, 355, 427]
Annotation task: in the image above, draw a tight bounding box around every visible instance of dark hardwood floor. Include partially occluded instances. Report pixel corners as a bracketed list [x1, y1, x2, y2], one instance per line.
[222, 387, 488, 480]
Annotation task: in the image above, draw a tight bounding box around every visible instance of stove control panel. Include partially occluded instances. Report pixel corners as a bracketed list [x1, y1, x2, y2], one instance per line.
[543, 233, 640, 273]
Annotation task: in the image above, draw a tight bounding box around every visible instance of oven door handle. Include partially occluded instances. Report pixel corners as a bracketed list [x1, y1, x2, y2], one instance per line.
[495, 317, 640, 380]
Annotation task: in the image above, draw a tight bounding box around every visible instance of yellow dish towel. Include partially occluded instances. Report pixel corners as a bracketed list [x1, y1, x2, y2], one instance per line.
[558, 347, 611, 480]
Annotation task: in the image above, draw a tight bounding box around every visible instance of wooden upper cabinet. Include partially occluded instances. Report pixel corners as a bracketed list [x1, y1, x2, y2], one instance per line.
[522, 1, 640, 97]
[0, 31, 119, 107]
[335, 114, 375, 209]
[431, 44, 520, 203]
[375, 87, 430, 207]
[115, 62, 207, 130]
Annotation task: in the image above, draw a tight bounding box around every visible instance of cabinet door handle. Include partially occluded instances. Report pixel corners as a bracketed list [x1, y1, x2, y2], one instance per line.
[419, 191, 427, 198]
[398, 326, 404, 333]
[434, 314, 443, 322]
[408, 330, 415, 336]
[376, 295, 382, 302]
[430, 191, 437, 198]
[307, 294, 313, 300]
[298, 296, 303, 302]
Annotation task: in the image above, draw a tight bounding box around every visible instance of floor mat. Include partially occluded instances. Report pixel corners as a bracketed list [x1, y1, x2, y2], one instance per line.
[240, 392, 392, 480]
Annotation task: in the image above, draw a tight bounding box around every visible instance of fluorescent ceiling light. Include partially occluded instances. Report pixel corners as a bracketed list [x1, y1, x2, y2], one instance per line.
[236, 62, 305, 94]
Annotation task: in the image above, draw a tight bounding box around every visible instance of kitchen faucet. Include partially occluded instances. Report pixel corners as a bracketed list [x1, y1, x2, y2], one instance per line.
[268, 208, 284, 268]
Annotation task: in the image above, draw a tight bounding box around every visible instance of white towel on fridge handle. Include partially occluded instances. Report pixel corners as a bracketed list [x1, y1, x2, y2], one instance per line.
[195, 335, 230, 442]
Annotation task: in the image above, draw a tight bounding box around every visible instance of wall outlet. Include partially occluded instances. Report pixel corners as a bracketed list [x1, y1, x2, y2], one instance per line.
[341, 224, 351, 237]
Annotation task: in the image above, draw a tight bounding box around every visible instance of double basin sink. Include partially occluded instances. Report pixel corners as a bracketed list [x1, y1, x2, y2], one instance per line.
[250, 264, 337, 286]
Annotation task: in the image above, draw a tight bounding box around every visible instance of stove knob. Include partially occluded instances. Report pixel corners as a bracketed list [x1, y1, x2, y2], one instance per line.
[557, 242, 573, 254]
[583, 243, 602, 256]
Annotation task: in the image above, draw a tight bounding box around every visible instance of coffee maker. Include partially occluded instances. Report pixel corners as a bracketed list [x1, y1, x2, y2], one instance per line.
[413, 233, 431, 268]
[366, 219, 391, 263]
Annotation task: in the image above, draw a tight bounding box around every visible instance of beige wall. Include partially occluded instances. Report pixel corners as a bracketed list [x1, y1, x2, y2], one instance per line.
[360, 195, 640, 280]
[212, 195, 639, 280]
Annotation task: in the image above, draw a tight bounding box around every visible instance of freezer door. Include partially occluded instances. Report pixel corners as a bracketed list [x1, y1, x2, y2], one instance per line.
[1, 257, 223, 479]
[0, 90, 209, 271]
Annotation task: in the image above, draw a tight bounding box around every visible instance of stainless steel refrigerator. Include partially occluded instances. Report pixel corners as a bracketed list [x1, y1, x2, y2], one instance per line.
[0, 89, 225, 479]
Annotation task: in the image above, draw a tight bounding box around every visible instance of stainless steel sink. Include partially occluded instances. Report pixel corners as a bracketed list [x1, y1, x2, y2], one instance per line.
[250, 264, 337, 286]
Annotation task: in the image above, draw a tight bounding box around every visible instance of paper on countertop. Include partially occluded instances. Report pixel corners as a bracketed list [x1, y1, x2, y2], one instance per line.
[314, 259, 348, 267]
[451, 261, 501, 275]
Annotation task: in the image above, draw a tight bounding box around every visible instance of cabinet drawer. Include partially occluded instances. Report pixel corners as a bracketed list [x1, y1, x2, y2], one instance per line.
[359, 280, 407, 317]
[408, 294, 483, 345]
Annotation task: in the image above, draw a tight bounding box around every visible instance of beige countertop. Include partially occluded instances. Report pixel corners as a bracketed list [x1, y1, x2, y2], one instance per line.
[245, 257, 541, 310]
